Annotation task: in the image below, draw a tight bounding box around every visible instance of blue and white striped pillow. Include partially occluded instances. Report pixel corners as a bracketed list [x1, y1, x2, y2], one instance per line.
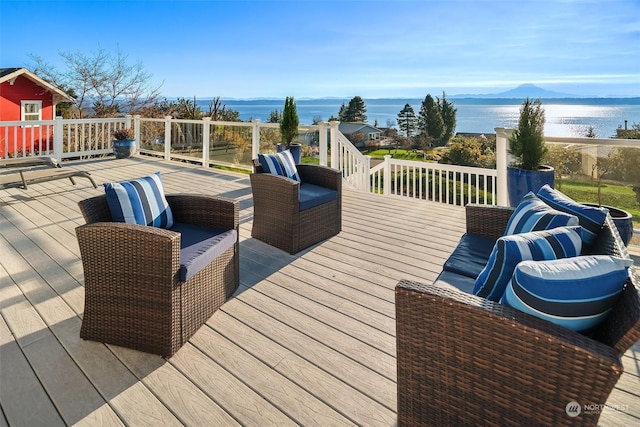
[104, 172, 174, 229]
[505, 192, 579, 235]
[473, 226, 582, 302]
[502, 256, 632, 333]
[536, 184, 608, 249]
[258, 150, 301, 182]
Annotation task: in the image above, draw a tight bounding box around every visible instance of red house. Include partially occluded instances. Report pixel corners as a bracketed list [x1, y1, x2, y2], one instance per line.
[0, 67, 73, 157]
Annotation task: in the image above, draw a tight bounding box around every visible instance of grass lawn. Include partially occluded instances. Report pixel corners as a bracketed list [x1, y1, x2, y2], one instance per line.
[365, 148, 425, 161]
[558, 179, 640, 228]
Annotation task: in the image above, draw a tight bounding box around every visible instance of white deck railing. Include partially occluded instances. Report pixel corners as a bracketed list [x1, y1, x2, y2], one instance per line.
[370, 156, 498, 205]
[3, 116, 639, 211]
[0, 117, 129, 160]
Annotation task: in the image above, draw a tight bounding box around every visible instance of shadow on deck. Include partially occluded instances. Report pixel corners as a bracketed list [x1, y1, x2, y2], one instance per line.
[0, 156, 638, 426]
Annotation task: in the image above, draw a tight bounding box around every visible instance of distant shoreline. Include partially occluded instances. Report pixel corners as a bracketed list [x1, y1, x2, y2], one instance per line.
[182, 96, 640, 105]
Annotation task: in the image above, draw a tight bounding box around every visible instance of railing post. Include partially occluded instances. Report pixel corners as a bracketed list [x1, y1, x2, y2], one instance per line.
[202, 117, 211, 166]
[329, 120, 340, 169]
[53, 116, 64, 162]
[133, 115, 141, 142]
[125, 114, 132, 129]
[251, 119, 260, 160]
[318, 121, 328, 166]
[383, 154, 392, 196]
[364, 155, 371, 192]
[164, 116, 172, 160]
[495, 127, 510, 206]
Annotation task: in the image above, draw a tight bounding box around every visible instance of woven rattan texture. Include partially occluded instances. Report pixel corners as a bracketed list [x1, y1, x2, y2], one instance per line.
[76, 194, 239, 357]
[250, 163, 342, 254]
[395, 204, 640, 426]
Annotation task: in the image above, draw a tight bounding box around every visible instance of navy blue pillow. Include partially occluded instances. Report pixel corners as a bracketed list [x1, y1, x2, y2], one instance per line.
[502, 256, 632, 333]
[473, 226, 582, 302]
[536, 184, 608, 248]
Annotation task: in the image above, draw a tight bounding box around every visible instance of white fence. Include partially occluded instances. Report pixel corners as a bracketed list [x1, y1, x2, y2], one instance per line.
[4, 115, 639, 211]
[0, 117, 130, 160]
[370, 156, 498, 205]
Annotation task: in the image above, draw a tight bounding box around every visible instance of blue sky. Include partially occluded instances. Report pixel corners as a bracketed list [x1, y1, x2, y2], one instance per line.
[1, 0, 639, 99]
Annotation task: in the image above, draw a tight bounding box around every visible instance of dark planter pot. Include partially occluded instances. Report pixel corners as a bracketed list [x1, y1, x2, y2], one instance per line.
[277, 143, 302, 164]
[584, 203, 634, 247]
[113, 139, 136, 159]
[507, 165, 555, 207]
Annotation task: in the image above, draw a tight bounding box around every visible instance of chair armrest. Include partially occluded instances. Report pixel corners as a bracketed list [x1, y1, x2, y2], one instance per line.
[395, 279, 622, 425]
[166, 194, 239, 231]
[249, 172, 300, 218]
[297, 164, 342, 191]
[75, 222, 181, 281]
[465, 204, 514, 239]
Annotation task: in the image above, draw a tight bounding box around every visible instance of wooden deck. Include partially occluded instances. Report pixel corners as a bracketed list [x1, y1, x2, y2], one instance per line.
[1, 156, 638, 426]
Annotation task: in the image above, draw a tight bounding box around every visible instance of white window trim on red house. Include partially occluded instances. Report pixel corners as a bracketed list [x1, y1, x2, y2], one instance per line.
[21, 100, 42, 126]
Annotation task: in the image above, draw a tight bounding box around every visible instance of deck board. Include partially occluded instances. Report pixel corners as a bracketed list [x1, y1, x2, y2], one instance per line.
[1, 156, 638, 426]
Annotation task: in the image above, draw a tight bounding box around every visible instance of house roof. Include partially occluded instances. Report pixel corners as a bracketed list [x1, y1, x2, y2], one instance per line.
[338, 122, 381, 134]
[0, 67, 74, 103]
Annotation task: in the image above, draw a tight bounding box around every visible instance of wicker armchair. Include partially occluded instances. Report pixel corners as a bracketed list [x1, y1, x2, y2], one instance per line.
[76, 194, 239, 357]
[250, 162, 342, 254]
[396, 204, 640, 426]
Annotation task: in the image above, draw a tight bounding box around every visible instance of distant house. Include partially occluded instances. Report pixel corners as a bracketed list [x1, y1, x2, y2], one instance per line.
[0, 67, 73, 156]
[338, 122, 382, 148]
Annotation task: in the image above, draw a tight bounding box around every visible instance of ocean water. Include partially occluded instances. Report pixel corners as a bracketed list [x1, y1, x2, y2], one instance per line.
[203, 98, 640, 138]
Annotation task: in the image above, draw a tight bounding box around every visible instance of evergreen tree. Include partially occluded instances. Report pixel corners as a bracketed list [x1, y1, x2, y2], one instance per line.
[337, 103, 348, 121]
[338, 96, 367, 122]
[397, 104, 418, 137]
[268, 109, 282, 123]
[280, 96, 299, 147]
[418, 94, 445, 143]
[438, 91, 457, 142]
[509, 98, 546, 170]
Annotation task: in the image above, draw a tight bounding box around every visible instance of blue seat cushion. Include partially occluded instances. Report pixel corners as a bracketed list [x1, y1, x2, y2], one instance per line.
[434, 270, 477, 294]
[299, 183, 337, 211]
[443, 233, 496, 279]
[169, 222, 237, 282]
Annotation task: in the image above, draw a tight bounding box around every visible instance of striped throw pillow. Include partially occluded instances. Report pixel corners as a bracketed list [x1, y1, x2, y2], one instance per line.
[258, 150, 301, 182]
[473, 226, 582, 302]
[502, 256, 632, 333]
[505, 192, 579, 235]
[104, 172, 174, 228]
[536, 184, 608, 249]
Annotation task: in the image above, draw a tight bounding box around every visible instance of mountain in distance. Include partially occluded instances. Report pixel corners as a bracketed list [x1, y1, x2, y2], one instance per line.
[452, 83, 579, 99]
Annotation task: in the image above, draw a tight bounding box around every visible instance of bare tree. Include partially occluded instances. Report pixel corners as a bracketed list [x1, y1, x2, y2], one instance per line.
[29, 46, 162, 117]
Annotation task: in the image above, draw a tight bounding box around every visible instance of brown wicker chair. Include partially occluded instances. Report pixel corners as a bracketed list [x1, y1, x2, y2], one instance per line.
[76, 194, 239, 357]
[250, 162, 341, 254]
[396, 204, 640, 426]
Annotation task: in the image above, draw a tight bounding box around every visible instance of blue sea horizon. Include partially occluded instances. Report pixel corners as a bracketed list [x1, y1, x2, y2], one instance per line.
[190, 97, 640, 138]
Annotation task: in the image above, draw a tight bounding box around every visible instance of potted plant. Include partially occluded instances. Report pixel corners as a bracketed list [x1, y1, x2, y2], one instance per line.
[113, 127, 136, 159]
[278, 96, 302, 163]
[507, 98, 555, 206]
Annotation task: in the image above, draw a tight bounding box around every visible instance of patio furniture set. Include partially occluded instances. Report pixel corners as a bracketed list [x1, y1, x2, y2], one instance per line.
[61, 148, 637, 426]
[75, 150, 342, 357]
